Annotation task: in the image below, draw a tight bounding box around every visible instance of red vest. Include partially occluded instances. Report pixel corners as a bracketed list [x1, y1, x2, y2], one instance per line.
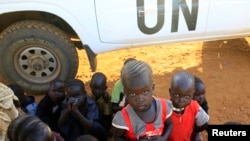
[168, 100, 200, 141]
[121, 98, 167, 140]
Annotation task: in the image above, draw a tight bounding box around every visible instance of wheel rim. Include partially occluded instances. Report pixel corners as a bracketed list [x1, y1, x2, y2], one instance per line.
[14, 47, 61, 83]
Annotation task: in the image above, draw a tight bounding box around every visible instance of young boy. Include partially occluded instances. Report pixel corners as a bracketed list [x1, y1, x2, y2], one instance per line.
[58, 79, 107, 141]
[191, 76, 209, 141]
[167, 71, 209, 141]
[193, 76, 208, 114]
[112, 59, 173, 140]
[36, 79, 66, 138]
[89, 72, 112, 135]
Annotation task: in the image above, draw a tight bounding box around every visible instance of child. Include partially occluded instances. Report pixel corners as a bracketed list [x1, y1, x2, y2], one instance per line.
[111, 58, 136, 114]
[193, 76, 208, 114]
[8, 84, 37, 116]
[191, 76, 209, 141]
[167, 71, 209, 141]
[36, 79, 66, 138]
[90, 72, 113, 136]
[7, 114, 64, 141]
[58, 79, 108, 141]
[112, 60, 173, 140]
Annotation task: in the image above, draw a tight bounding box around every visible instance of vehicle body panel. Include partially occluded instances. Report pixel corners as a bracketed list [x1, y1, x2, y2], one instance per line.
[1, 0, 250, 94]
[1, 0, 250, 54]
[205, 0, 250, 37]
[95, 0, 209, 44]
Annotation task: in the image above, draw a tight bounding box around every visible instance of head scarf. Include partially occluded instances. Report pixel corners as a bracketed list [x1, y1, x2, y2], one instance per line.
[0, 82, 19, 140]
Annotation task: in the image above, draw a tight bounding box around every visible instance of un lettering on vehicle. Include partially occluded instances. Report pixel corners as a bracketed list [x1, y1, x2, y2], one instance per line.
[137, 0, 199, 34]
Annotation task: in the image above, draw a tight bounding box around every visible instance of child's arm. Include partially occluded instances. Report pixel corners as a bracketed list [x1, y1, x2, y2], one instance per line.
[160, 117, 173, 140]
[193, 122, 208, 132]
[194, 106, 210, 132]
[113, 127, 127, 141]
[103, 91, 111, 103]
[112, 111, 129, 141]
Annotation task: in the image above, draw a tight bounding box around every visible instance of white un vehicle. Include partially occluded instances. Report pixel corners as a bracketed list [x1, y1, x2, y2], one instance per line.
[0, 0, 250, 94]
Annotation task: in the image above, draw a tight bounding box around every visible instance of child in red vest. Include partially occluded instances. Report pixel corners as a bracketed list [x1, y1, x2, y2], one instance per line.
[167, 71, 209, 141]
[112, 59, 173, 140]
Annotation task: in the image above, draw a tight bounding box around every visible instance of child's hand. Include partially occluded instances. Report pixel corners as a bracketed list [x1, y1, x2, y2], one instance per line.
[103, 93, 110, 103]
[67, 97, 79, 112]
[119, 96, 126, 107]
[139, 135, 158, 141]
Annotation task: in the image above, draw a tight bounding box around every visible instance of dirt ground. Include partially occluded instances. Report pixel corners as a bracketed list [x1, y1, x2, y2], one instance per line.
[1, 37, 250, 140]
[75, 37, 250, 140]
[76, 37, 250, 124]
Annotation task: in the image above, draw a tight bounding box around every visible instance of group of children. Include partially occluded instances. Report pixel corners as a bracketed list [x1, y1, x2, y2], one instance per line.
[111, 59, 209, 141]
[0, 58, 210, 141]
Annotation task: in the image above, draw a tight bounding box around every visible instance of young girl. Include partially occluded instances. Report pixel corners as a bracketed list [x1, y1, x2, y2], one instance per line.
[167, 71, 209, 141]
[112, 59, 173, 141]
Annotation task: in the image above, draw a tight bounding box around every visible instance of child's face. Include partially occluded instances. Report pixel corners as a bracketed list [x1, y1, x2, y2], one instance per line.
[123, 76, 154, 112]
[48, 81, 65, 104]
[170, 84, 194, 109]
[90, 79, 107, 99]
[66, 85, 85, 106]
[193, 83, 206, 105]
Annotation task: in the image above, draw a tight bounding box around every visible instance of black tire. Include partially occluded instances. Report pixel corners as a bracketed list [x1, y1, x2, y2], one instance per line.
[0, 20, 79, 95]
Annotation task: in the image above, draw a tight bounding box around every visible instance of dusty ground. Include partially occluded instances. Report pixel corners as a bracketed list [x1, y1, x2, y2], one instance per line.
[1, 37, 250, 140]
[75, 37, 250, 140]
[76, 37, 250, 124]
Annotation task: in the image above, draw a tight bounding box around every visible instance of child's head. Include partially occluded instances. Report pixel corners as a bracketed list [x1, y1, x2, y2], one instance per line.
[169, 71, 195, 109]
[48, 79, 65, 105]
[66, 79, 87, 105]
[121, 60, 155, 112]
[90, 72, 107, 99]
[193, 76, 206, 105]
[123, 57, 136, 66]
[7, 115, 53, 141]
[76, 134, 98, 141]
[223, 121, 241, 125]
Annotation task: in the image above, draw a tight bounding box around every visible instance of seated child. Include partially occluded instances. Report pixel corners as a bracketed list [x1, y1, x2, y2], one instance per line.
[191, 76, 209, 141]
[89, 72, 112, 135]
[58, 79, 108, 141]
[8, 84, 37, 116]
[36, 79, 66, 138]
[112, 59, 173, 140]
[167, 71, 209, 141]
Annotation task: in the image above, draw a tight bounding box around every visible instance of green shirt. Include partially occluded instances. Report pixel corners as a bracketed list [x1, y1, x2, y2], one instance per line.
[111, 79, 123, 103]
